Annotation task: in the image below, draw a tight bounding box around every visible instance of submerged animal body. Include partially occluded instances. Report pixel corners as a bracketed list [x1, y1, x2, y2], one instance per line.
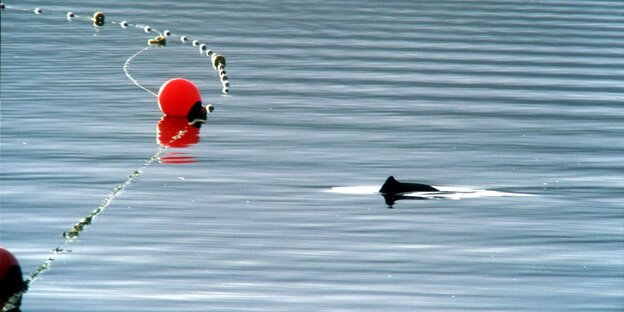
[379, 176, 438, 206]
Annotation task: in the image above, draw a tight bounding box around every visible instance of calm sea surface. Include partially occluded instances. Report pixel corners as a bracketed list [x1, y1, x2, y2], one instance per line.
[1, 1, 623, 311]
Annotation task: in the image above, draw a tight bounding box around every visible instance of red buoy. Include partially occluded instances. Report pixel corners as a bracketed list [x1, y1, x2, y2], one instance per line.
[0, 247, 26, 310]
[157, 78, 202, 117]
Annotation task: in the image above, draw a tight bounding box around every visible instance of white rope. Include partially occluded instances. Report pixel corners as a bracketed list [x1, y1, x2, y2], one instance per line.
[123, 46, 158, 97]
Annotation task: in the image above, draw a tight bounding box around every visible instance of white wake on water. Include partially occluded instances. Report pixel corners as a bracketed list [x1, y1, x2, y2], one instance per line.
[328, 185, 380, 194]
[327, 185, 532, 200]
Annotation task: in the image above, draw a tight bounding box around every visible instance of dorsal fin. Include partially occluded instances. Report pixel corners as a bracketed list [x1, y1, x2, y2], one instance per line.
[379, 176, 438, 194]
[379, 176, 399, 194]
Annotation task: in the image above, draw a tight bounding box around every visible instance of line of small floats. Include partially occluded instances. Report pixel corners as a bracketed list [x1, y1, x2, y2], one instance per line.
[0, 3, 230, 95]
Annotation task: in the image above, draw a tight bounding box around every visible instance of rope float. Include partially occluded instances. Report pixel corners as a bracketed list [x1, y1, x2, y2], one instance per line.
[148, 35, 167, 46]
[93, 11, 104, 26]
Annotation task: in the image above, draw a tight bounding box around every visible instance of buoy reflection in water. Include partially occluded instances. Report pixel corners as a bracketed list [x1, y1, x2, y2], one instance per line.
[157, 116, 202, 164]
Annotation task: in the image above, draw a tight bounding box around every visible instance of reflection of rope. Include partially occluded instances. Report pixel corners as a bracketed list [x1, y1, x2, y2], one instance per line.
[124, 46, 158, 97]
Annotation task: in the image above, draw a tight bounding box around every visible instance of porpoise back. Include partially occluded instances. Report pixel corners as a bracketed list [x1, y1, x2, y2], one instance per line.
[379, 176, 438, 195]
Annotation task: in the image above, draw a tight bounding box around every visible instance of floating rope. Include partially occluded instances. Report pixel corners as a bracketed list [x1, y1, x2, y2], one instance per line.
[2, 127, 190, 312]
[124, 46, 158, 97]
[1, 5, 224, 310]
[62, 128, 189, 242]
[1, 4, 230, 94]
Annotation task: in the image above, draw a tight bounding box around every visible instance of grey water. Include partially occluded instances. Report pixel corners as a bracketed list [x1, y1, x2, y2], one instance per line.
[1, 0, 623, 311]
